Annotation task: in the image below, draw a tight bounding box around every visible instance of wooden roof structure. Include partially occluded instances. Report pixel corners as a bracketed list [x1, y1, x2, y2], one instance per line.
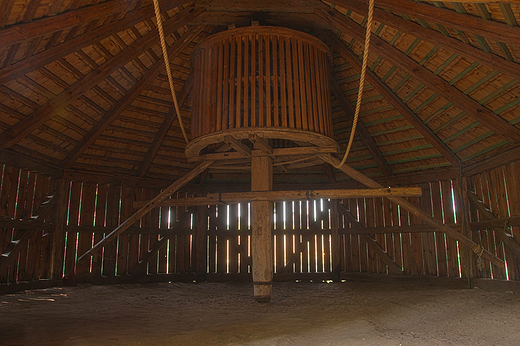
[1, 0, 519, 188]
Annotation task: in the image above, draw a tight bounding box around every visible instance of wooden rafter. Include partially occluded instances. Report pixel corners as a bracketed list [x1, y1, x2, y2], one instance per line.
[77, 160, 214, 262]
[0, 3, 199, 85]
[321, 31, 461, 167]
[374, 0, 520, 45]
[137, 81, 193, 177]
[325, 0, 520, 81]
[330, 77, 393, 176]
[316, 9, 520, 144]
[0, 10, 204, 150]
[0, 0, 141, 45]
[320, 154, 505, 268]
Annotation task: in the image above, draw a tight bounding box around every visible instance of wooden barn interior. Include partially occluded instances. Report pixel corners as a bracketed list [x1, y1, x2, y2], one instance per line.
[1, 0, 520, 344]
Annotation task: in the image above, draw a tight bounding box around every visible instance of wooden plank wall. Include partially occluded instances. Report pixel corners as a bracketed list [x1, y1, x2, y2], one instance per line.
[467, 161, 520, 281]
[0, 164, 57, 284]
[1, 160, 520, 286]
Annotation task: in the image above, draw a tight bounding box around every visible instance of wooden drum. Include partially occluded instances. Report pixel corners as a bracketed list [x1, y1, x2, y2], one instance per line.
[187, 26, 338, 164]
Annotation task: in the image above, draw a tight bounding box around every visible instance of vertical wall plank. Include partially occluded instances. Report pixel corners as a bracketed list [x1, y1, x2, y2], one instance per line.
[102, 184, 120, 277]
[76, 182, 96, 275]
[419, 183, 437, 276]
[430, 181, 448, 277]
[64, 181, 81, 277]
[92, 183, 107, 277]
[441, 180, 460, 277]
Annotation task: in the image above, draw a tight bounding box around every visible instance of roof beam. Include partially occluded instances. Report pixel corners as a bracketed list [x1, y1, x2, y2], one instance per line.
[0, 7, 205, 150]
[374, 0, 520, 45]
[136, 80, 193, 177]
[330, 78, 393, 176]
[320, 31, 461, 167]
[315, 9, 520, 144]
[325, 0, 520, 82]
[0, 0, 140, 46]
[63, 26, 204, 169]
[0, 1, 192, 85]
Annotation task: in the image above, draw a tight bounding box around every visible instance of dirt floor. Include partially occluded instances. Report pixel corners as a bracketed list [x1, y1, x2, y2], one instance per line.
[1, 278, 520, 346]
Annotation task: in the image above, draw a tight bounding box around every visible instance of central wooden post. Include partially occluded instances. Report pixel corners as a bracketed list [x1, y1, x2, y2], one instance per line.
[251, 153, 273, 302]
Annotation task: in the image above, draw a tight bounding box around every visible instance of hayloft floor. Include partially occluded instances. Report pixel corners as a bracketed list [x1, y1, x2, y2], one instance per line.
[2, 278, 519, 346]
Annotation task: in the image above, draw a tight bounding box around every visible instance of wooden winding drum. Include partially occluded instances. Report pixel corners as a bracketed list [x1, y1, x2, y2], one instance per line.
[187, 26, 338, 165]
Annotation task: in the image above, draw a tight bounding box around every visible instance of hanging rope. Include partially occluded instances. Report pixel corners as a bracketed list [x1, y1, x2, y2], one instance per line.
[333, 0, 375, 169]
[152, 0, 189, 144]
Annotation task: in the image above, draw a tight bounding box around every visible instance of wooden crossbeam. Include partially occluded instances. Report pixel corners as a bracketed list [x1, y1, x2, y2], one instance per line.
[468, 192, 520, 258]
[77, 160, 214, 262]
[374, 0, 520, 45]
[320, 154, 505, 268]
[0, 2, 195, 85]
[129, 207, 195, 275]
[322, 31, 461, 167]
[62, 26, 204, 169]
[325, 0, 520, 81]
[330, 77, 393, 176]
[188, 146, 338, 162]
[0, 8, 204, 150]
[225, 136, 252, 157]
[315, 10, 520, 144]
[137, 80, 193, 177]
[133, 187, 422, 207]
[337, 203, 404, 275]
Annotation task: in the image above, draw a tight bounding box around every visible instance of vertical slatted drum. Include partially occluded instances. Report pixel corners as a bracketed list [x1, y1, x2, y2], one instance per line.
[187, 26, 338, 160]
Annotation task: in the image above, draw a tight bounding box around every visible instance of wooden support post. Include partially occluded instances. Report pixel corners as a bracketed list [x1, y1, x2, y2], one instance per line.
[195, 205, 208, 282]
[330, 199, 341, 282]
[251, 152, 273, 302]
[50, 179, 69, 280]
[320, 155, 505, 268]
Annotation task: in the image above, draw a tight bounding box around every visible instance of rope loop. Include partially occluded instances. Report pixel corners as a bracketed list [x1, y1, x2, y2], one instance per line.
[333, 0, 375, 169]
[153, 0, 189, 144]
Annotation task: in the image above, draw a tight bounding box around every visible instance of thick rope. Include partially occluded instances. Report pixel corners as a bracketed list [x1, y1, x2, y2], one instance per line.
[333, 0, 375, 168]
[152, 0, 189, 144]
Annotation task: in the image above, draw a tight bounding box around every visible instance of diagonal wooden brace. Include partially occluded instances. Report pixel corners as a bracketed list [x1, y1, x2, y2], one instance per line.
[78, 160, 214, 262]
[320, 154, 505, 268]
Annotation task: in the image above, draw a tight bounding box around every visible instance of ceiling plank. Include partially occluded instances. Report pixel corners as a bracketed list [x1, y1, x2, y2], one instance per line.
[0, 7, 205, 150]
[326, 0, 520, 82]
[330, 78, 393, 176]
[0, 1, 194, 85]
[62, 26, 204, 169]
[137, 80, 193, 177]
[0, 0, 142, 46]
[320, 31, 461, 167]
[315, 9, 520, 144]
[374, 0, 520, 45]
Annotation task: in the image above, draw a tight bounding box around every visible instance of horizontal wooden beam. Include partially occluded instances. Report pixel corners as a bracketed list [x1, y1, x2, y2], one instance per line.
[0, 149, 63, 177]
[133, 187, 422, 207]
[375, 0, 520, 45]
[326, 0, 520, 81]
[188, 146, 338, 162]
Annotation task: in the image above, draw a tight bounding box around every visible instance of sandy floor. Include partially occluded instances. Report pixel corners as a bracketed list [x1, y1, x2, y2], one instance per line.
[1, 278, 519, 346]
